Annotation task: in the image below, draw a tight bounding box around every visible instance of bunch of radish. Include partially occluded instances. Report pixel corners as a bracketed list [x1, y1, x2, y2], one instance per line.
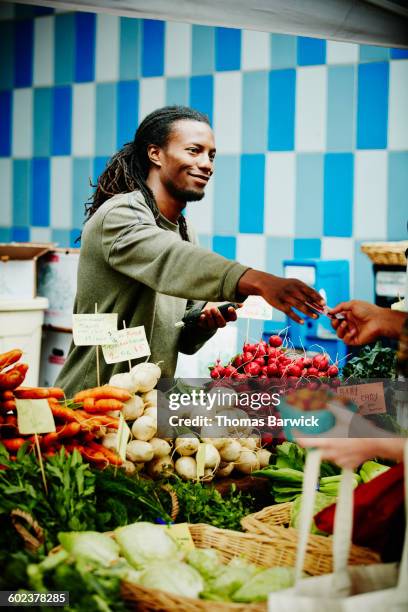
[209, 335, 339, 387]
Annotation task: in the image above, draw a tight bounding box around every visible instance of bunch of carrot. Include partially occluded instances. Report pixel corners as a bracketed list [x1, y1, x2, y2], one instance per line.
[0, 349, 131, 468]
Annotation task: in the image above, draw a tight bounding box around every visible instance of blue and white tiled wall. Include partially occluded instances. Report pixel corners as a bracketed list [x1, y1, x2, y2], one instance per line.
[1, 3, 407, 314]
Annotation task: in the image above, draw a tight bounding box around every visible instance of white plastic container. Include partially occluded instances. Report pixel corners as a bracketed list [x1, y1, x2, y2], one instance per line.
[0, 297, 49, 386]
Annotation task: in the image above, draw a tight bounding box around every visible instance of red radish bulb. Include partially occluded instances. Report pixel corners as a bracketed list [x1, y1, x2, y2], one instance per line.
[269, 335, 283, 348]
[327, 365, 339, 377]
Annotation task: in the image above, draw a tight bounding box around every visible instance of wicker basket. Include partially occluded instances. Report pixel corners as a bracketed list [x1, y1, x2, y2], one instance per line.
[361, 241, 408, 266]
[121, 522, 306, 612]
[241, 502, 380, 576]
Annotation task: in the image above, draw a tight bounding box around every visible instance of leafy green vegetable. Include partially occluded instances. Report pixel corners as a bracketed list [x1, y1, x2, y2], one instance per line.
[58, 532, 120, 567]
[342, 341, 397, 380]
[232, 566, 296, 602]
[203, 558, 259, 600]
[140, 561, 204, 598]
[290, 492, 334, 535]
[186, 548, 221, 581]
[360, 460, 390, 483]
[114, 522, 178, 568]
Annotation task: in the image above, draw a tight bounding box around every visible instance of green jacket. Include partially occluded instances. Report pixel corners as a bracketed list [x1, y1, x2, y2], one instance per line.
[56, 191, 248, 396]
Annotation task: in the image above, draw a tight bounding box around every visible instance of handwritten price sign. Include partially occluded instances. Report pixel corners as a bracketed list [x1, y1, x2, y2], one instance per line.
[237, 296, 273, 320]
[72, 313, 118, 346]
[16, 399, 56, 435]
[336, 382, 386, 415]
[102, 326, 151, 364]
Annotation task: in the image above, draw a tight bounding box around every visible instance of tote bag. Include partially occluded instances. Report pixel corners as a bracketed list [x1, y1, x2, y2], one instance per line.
[268, 442, 408, 612]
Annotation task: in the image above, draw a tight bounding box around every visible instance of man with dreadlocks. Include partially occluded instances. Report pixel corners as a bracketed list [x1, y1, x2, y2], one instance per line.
[57, 106, 323, 395]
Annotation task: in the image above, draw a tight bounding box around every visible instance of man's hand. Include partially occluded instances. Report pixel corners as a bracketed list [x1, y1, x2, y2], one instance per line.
[197, 303, 239, 331]
[329, 300, 406, 345]
[237, 270, 324, 324]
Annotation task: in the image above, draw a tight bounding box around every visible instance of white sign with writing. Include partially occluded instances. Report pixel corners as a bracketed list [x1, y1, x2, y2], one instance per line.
[16, 399, 56, 435]
[237, 296, 273, 320]
[102, 326, 151, 364]
[72, 313, 118, 346]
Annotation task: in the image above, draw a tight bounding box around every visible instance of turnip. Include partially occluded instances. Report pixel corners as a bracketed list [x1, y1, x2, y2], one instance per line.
[175, 456, 197, 480]
[126, 440, 154, 462]
[202, 467, 215, 482]
[217, 461, 235, 477]
[131, 415, 156, 441]
[143, 389, 157, 408]
[146, 455, 174, 479]
[219, 439, 242, 462]
[202, 443, 220, 469]
[149, 437, 171, 458]
[143, 406, 157, 422]
[257, 448, 272, 468]
[121, 460, 137, 475]
[201, 437, 227, 450]
[131, 363, 161, 392]
[240, 437, 258, 451]
[102, 432, 119, 451]
[236, 449, 260, 474]
[175, 436, 200, 456]
[123, 395, 144, 420]
[109, 372, 137, 393]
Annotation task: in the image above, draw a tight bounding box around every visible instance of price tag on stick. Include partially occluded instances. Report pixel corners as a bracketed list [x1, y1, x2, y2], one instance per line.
[237, 296, 273, 320]
[72, 313, 118, 346]
[102, 326, 151, 364]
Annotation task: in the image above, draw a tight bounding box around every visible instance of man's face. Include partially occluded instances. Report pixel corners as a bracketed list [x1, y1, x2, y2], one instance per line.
[154, 120, 216, 202]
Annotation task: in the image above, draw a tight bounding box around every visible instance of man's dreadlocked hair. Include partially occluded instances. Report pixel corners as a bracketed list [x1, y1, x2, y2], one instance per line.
[85, 105, 211, 241]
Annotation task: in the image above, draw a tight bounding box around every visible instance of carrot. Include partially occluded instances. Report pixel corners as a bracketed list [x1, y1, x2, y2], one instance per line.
[14, 386, 65, 400]
[0, 349, 22, 373]
[41, 431, 59, 448]
[0, 390, 15, 401]
[80, 431, 96, 444]
[2, 437, 28, 452]
[83, 398, 124, 414]
[56, 422, 81, 439]
[0, 364, 29, 390]
[0, 400, 16, 412]
[90, 414, 120, 429]
[74, 385, 131, 403]
[5, 414, 17, 428]
[48, 387, 65, 400]
[89, 442, 122, 466]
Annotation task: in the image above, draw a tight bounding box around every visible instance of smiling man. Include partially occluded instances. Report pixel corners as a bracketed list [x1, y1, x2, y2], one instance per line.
[57, 106, 323, 395]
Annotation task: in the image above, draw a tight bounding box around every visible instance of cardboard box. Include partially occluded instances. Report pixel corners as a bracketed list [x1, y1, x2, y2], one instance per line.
[37, 248, 80, 329]
[0, 243, 51, 299]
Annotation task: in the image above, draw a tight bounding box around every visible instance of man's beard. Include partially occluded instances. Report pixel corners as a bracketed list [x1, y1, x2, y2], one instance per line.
[165, 178, 205, 202]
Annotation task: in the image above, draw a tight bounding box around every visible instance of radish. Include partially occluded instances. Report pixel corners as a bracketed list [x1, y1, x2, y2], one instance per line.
[240, 437, 258, 451]
[312, 354, 329, 371]
[144, 406, 157, 422]
[109, 372, 137, 393]
[175, 456, 197, 480]
[131, 415, 156, 441]
[303, 357, 313, 367]
[327, 365, 339, 377]
[149, 437, 172, 458]
[217, 461, 235, 477]
[242, 351, 254, 363]
[121, 460, 137, 475]
[257, 448, 272, 467]
[267, 363, 279, 377]
[175, 436, 200, 456]
[286, 364, 302, 377]
[101, 432, 118, 451]
[131, 364, 159, 393]
[123, 395, 144, 420]
[254, 357, 266, 367]
[201, 443, 220, 468]
[126, 440, 154, 462]
[232, 354, 244, 368]
[219, 439, 242, 462]
[269, 335, 283, 348]
[143, 390, 157, 408]
[244, 362, 261, 376]
[236, 449, 260, 474]
[210, 365, 225, 379]
[223, 365, 237, 377]
[307, 367, 319, 377]
[146, 455, 174, 479]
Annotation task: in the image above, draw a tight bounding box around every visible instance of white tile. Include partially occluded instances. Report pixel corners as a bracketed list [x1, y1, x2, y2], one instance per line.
[72, 84, 95, 157]
[326, 41, 359, 64]
[30, 227, 52, 243]
[165, 22, 192, 76]
[388, 60, 408, 150]
[95, 14, 119, 82]
[214, 72, 242, 154]
[241, 29, 270, 71]
[321, 237, 354, 295]
[51, 157, 72, 229]
[12, 89, 33, 158]
[186, 176, 214, 235]
[139, 78, 166, 122]
[0, 159, 12, 226]
[236, 234, 266, 269]
[353, 151, 387, 239]
[264, 152, 296, 236]
[33, 16, 54, 86]
[295, 66, 327, 152]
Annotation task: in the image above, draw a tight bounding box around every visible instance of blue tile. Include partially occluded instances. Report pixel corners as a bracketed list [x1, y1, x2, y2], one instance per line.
[52, 86, 72, 156]
[215, 27, 241, 71]
[14, 19, 33, 87]
[270, 34, 297, 68]
[327, 66, 355, 151]
[33, 88, 52, 157]
[72, 158, 93, 228]
[357, 62, 389, 149]
[31, 158, 50, 227]
[95, 83, 116, 157]
[323, 153, 353, 237]
[13, 160, 31, 227]
[142, 20, 164, 77]
[239, 154, 265, 234]
[295, 154, 324, 237]
[213, 155, 240, 235]
[54, 14, 75, 85]
[294, 238, 321, 258]
[359, 45, 390, 62]
[75, 13, 96, 82]
[242, 72, 268, 153]
[119, 17, 141, 80]
[388, 152, 408, 240]
[166, 77, 189, 106]
[268, 69, 295, 151]
[0, 22, 14, 90]
[117, 80, 139, 147]
[354, 240, 375, 301]
[213, 235, 236, 260]
[391, 48, 408, 59]
[70, 228, 81, 247]
[0, 91, 12, 156]
[192, 25, 214, 75]
[93, 156, 109, 183]
[0, 227, 11, 242]
[297, 36, 326, 65]
[12, 227, 30, 242]
[190, 75, 213, 125]
[51, 228, 71, 248]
